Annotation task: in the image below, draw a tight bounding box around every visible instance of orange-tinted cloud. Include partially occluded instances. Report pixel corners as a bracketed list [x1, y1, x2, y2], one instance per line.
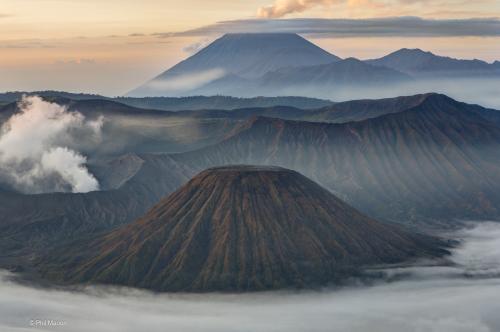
[256, 0, 388, 18]
[257, 0, 345, 18]
[256, 0, 498, 18]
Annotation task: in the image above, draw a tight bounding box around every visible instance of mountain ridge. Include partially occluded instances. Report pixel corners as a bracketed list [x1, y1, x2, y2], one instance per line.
[257, 57, 412, 93]
[171, 94, 500, 222]
[127, 33, 499, 99]
[0, 91, 333, 112]
[367, 48, 500, 77]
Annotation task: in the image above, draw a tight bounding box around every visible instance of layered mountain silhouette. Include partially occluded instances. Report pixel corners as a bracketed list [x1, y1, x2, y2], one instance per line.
[2, 93, 499, 271]
[127, 33, 499, 99]
[38, 166, 446, 292]
[0, 91, 332, 111]
[297, 93, 437, 123]
[128, 33, 340, 97]
[257, 58, 412, 94]
[172, 93, 500, 222]
[368, 48, 500, 77]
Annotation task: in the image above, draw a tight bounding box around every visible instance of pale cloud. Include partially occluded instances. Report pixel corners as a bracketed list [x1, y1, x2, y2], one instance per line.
[256, 0, 386, 18]
[257, 0, 345, 18]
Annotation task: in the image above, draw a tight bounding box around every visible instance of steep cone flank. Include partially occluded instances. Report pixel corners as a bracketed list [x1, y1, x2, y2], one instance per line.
[39, 166, 446, 292]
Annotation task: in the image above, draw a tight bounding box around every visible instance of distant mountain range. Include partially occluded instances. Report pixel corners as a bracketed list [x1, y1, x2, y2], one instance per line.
[257, 58, 412, 94]
[128, 33, 500, 99]
[367, 48, 500, 77]
[0, 91, 333, 111]
[171, 94, 500, 223]
[37, 166, 446, 292]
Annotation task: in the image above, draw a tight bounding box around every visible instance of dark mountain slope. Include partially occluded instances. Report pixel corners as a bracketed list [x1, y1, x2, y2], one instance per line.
[180, 93, 500, 126]
[304, 93, 433, 123]
[167, 93, 464, 125]
[260, 58, 411, 88]
[38, 166, 446, 292]
[162, 33, 339, 79]
[171, 94, 500, 222]
[302, 93, 500, 124]
[196, 58, 412, 98]
[0, 154, 195, 265]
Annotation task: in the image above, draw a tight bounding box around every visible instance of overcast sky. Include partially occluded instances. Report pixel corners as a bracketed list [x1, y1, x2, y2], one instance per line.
[0, 0, 499, 95]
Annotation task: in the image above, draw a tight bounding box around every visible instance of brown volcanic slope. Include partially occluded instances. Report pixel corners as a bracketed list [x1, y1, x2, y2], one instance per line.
[38, 166, 445, 292]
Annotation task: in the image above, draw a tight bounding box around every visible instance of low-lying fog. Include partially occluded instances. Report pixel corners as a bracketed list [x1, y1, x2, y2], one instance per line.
[1, 222, 500, 332]
[271, 78, 500, 110]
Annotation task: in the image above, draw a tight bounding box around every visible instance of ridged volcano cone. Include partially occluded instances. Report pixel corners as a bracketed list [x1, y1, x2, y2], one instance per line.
[39, 166, 446, 292]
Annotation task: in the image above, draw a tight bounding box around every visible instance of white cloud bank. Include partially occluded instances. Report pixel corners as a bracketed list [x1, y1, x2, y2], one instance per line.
[1, 222, 500, 332]
[0, 96, 103, 193]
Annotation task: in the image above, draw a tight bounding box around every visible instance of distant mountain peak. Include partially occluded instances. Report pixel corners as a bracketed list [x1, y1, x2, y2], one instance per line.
[129, 33, 340, 97]
[213, 32, 320, 48]
[379, 48, 437, 62]
[342, 57, 364, 63]
[420, 92, 451, 100]
[416, 92, 462, 109]
[400, 92, 455, 106]
[396, 48, 434, 55]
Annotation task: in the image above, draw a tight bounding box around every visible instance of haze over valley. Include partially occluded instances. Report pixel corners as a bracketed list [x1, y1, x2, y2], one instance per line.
[1, 1, 500, 331]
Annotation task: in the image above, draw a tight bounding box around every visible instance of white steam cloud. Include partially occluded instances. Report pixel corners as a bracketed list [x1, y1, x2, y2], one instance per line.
[257, 0, 343, 18]
[1, 222, 500, 331]
[0, 96, 103, 194]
